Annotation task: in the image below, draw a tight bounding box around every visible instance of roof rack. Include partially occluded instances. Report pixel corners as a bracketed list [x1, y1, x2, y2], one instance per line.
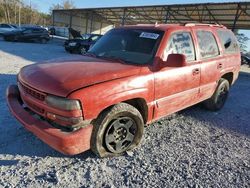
[136, 22, 161, 27]
[184, 23, 226, 28]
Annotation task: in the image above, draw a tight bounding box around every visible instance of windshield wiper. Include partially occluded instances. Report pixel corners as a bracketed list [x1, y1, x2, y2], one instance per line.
[97, 55, 134, 64]
[85, 53, 136, 65]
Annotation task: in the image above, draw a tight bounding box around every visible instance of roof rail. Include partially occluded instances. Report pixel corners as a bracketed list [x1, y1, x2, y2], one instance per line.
[184, 23, 226, 28]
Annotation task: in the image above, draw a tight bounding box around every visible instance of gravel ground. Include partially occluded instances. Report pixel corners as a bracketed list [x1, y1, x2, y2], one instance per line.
[0, 38, 249, 188]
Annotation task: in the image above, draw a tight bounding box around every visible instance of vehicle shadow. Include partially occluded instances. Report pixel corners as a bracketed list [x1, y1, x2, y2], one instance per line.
[178, 73, 250, 137]
[0, 73, 96, 159]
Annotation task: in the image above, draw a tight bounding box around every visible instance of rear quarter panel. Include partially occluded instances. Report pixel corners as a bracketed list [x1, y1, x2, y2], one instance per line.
[215, 29, 241, 84]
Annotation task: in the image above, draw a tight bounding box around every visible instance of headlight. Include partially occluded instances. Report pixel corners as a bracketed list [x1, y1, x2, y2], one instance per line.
[69, 42, 77, 46]
[45, 95, 81, 110]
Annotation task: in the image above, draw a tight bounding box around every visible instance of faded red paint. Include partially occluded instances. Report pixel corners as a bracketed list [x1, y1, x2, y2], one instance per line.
[6, 24, 241, 155]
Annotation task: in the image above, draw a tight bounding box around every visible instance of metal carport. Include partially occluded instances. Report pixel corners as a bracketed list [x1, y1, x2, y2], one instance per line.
[52, 1, 250, 35]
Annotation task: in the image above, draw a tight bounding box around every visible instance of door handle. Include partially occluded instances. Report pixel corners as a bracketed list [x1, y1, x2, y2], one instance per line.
[192, 68, 200, 75]
[217, 63, 223, 69]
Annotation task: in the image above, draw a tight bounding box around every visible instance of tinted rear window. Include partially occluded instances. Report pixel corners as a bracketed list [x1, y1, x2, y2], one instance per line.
[0, 24, 11, 28]
[217, 30, 239, 54]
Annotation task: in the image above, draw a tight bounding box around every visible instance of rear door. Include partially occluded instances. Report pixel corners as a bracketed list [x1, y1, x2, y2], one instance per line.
[31, 28, 43, 39]
[20, 29, 33, 40]
[193, 29, 223, 100]
[154, 30, 201, 119]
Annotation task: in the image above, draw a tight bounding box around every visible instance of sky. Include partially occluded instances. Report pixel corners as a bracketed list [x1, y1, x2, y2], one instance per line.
[25, 0, 249, 13]
[24, 0, 250, 51]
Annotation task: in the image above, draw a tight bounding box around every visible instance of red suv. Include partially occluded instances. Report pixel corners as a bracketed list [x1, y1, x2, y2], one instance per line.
[7, 23, 240, 157]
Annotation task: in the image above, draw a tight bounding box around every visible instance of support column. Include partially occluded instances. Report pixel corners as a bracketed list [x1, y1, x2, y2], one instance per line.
[90, 11, 93, 34]
[85, 12, 89, 34]
[100, 22, 103, 34]
[165, 9, 170, 23]
[232, 4, 242, 31]
[121, 8, 126, 26]
[52, 11, 55, 27]
[69, 11, 73, 39]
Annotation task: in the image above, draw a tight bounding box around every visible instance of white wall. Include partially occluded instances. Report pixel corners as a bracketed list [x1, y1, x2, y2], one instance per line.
[53, 11, 114, 36]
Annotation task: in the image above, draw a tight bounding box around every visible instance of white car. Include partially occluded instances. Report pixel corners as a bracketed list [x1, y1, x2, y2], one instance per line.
[0, 24, 18, 35]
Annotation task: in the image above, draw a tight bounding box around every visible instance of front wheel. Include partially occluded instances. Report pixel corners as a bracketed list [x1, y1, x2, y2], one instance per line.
[91, 103, 144, 157]
[203, 78, 230, 111]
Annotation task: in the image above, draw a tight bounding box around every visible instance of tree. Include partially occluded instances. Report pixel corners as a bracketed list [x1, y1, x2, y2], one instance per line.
[235, 31, 250, 54]
[62, 0, 75, 9]
[49, 0, 75, 14]
[0, 0, 51, 26]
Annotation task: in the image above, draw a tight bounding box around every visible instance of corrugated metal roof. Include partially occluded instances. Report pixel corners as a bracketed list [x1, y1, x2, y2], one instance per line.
[53, 1, 250, 30]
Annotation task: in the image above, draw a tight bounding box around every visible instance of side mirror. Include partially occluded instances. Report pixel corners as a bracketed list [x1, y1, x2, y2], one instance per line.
[160, 54, 187, 69]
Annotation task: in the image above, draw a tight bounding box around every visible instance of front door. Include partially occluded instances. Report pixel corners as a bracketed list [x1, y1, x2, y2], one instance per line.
[154, 30, 201, 119]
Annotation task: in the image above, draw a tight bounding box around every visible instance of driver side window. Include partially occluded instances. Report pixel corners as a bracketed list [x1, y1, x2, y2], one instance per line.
[164, 32, 195, 62]
[23, 29, 32, 34]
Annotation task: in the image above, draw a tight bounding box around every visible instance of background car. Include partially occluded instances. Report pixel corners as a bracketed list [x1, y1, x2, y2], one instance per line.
[64, 28, 102, 54]
[0, 23, 19, 35]
[48, 27, 56, 35]
[241, 53, 250, 65]
[3, 27, 50, 43]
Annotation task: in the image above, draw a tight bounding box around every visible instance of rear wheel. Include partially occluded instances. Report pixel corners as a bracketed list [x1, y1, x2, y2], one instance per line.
[4, 37, 12, 41]
[203, 78, 230, 111]
[91, 103, 144, 157]
[79, 46, 87, 55]
[13, 36, 18, 42]
[40, 38, 47, 44]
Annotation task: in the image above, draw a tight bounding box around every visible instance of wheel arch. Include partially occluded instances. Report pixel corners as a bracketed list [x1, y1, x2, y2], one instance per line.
[94, 98, 148, 124]
[122, 98, 148, 124]
[221, 72, 234, 86]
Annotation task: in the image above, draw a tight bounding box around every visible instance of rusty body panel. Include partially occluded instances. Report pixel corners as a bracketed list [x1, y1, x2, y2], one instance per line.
[6, 24, 241, 155]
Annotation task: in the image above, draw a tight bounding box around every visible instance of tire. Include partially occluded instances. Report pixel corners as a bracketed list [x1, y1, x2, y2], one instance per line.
[203, 78, 230, 111]
[40, 38, 47, 44]
[4, 37, 11, 41]
[13, 36, 18, 42]
[79, 46, 87, 55]
[91, 103, 144, 158]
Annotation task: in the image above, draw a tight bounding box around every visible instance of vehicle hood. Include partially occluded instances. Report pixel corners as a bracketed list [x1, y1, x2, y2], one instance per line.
[18, 56, 142, 97]
[69, 28, 82, 39]
[65, 38, 87, 44]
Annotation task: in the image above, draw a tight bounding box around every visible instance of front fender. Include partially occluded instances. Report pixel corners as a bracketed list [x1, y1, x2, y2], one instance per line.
[68, 74, 154, 120]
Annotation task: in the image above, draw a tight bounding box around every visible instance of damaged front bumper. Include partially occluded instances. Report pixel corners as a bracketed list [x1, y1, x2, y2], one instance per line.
[6, 85, 93, 155]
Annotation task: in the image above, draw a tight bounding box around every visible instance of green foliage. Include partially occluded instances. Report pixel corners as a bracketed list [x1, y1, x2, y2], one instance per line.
[49, 0, 75, 14]
[0, 0, 51, 26]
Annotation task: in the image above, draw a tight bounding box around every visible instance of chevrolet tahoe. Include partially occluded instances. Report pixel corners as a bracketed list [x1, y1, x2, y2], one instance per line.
[6, 23, 241, 157]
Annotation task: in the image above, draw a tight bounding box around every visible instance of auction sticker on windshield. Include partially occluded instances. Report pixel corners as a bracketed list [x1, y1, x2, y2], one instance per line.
[139, 32, 159, 39]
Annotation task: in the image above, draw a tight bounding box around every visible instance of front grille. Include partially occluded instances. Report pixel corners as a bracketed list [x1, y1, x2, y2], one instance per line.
[19, 82, 46, 101]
